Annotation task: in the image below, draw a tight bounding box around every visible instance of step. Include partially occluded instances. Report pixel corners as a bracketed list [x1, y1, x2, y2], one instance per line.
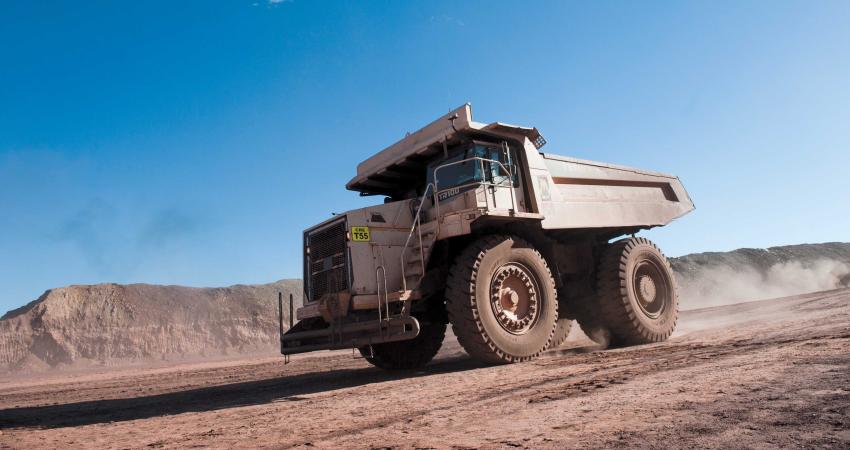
[351, 291, 422, 311]
[386, 290, 419, 302]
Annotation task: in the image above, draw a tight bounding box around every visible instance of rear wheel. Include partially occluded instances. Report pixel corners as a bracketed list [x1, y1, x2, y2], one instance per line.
[547, 318, 573, 349]
[446, 235, 558, 364]
[585, 237, 679, 346]
[359, 321, 446, 370]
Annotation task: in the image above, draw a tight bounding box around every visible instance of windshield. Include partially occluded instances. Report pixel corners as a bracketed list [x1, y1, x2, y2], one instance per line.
[429, 149, 483, 189]
[428, 144, 515, 191]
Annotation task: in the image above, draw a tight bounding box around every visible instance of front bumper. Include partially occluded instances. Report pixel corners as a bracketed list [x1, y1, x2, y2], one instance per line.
[297, 291, 421, 320]
[280, 316, 420, 355]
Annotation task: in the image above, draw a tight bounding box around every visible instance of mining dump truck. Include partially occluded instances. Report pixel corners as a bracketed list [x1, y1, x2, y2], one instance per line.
[281, 104, 694, 369]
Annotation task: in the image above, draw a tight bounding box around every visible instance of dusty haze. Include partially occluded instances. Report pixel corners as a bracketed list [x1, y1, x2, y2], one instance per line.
[671, 242, 850, 309]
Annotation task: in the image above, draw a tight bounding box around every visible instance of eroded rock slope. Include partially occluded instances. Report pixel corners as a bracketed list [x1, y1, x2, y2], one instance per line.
[0, 281, 301, 372]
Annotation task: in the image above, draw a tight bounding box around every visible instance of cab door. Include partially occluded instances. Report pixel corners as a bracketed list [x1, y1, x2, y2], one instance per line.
[482, 144, 525, 213]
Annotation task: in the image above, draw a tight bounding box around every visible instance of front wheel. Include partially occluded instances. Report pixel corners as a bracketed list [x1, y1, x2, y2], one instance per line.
[359, 321, 446, 370]
[446, 235, 558, 364]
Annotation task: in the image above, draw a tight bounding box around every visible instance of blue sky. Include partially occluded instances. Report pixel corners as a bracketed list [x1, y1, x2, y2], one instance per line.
[1, 1, 849, 313]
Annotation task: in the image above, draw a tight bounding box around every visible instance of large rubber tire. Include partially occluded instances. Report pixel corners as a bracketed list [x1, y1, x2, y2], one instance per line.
[359, 321, 446, 370]
[547, 318, 574, 349]
[587, 237, 679, 346]
[446, 235, 558, 364]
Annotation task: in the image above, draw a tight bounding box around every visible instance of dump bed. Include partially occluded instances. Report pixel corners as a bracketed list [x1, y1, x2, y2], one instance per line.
[534, 153, 694, 230]
[345, 103, 694, 231]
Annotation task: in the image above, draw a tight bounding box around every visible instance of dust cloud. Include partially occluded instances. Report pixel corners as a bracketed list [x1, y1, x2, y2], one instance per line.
[676, 258, 850, 310]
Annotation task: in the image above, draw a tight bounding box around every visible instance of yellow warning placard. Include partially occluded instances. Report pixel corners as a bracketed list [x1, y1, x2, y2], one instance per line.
[351, 226, 371, 242]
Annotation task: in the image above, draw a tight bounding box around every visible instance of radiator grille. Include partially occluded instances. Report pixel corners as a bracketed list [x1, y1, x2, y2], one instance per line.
[305, 219, 348, 302]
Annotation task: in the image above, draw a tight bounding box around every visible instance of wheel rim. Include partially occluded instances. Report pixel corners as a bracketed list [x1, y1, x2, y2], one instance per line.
[632, 258, 671, 319]
[489, 263, 541, 335]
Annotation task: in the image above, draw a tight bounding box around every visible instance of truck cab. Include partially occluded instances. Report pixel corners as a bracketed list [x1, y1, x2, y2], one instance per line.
[428, 141, 524, 213]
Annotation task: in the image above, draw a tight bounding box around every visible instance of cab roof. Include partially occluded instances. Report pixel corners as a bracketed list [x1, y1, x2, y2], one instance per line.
[346, 103, 546, 196]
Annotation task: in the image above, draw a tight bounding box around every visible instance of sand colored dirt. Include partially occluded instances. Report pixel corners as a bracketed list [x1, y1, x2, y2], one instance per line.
[1, 288, 848, 449]
[0, 280, 302, 373]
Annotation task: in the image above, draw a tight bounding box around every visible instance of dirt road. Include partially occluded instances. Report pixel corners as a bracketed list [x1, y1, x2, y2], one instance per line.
[2, 289, 849, 449]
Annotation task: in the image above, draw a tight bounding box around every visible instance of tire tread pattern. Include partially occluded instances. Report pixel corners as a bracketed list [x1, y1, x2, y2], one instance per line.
[595, 237, 679, 345]
[445, 235, 557, 364]
[360, 322, 446, 370]
[547, 318, 573, 349]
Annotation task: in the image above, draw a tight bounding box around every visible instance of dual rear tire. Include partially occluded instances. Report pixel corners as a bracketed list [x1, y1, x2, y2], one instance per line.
[576, 237, 679, 346]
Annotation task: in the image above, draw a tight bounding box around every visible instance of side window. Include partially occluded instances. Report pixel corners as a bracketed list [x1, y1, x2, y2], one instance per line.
[482, 145, 519, 187]
[506, 147, 520, 186]
[488, 147, 509, 185]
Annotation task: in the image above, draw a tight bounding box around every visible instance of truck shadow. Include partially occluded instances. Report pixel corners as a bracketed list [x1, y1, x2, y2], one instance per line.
[0, 355, 486, 430]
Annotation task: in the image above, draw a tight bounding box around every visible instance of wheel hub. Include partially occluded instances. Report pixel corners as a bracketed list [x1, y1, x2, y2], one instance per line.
[638, 275, 657, 305]
[632, 259, 670, 319]
[490, 264, 540, 335]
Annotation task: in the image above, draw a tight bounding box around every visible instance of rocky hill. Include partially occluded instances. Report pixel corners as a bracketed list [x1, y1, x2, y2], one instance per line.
[2, 242, 848, 373]
[671, 242, 850, 309]
[0, 281, 301, 373]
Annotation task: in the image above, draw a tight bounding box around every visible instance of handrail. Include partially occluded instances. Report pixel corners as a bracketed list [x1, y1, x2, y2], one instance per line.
[400, 182, 437, 291]
[432, 156, 517, 213]
[399, 156, 517, 293]
[433, 179, 513, 198]
[376, 265, 388, 331]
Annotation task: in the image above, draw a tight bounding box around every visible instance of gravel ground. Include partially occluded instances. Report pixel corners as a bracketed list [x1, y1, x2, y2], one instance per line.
[1, 288, 849, 449]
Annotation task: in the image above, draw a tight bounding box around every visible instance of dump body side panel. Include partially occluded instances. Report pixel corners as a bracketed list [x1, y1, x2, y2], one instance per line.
[534, 153, 694, 229]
